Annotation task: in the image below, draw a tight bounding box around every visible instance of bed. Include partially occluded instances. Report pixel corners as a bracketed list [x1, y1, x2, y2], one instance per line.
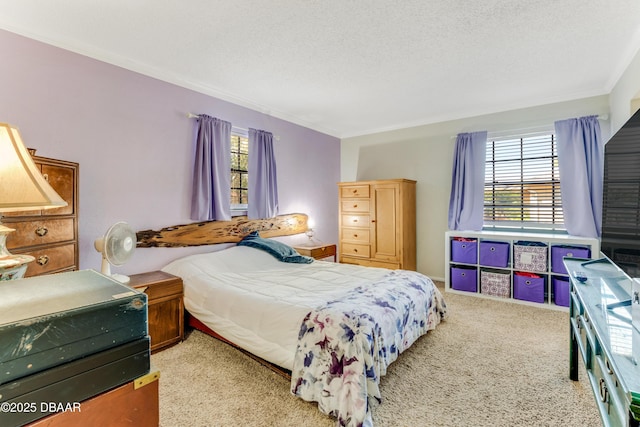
[161, 236, 447, 427]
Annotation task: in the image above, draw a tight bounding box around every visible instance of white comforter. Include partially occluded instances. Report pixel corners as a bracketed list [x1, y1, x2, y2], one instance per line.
[162, 245, 391, 370]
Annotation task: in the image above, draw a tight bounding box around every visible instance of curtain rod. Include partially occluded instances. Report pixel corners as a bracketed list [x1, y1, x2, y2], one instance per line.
[450, 114, 609, 139]
[187, 112, 280, 140]
[187, 113, 248, 133]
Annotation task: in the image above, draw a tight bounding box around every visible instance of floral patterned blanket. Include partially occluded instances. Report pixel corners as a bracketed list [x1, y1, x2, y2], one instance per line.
[290, 270, 447, 427]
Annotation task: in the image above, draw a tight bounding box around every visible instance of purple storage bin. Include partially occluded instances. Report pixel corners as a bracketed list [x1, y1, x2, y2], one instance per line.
[450, 266, 477, 292]
[479, 241, 510, 267]
[550, 245, 591, 274]
[513, 273, 545, 303]
[451, 238, 477, 264]
[553, 276, 571, 307]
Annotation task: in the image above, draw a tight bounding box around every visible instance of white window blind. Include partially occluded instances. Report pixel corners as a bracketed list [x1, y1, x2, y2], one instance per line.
[484, 133, 564, 229]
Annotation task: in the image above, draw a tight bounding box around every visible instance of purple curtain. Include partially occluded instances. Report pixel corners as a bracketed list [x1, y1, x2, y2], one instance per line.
[554, 115, 603, 237]
[448, 131, 488, 231]
[248, 128, 278, 219]
[190, 115, 232, 221]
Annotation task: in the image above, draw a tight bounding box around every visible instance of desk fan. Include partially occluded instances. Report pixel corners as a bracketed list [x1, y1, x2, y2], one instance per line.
[94, 221, 136, 284]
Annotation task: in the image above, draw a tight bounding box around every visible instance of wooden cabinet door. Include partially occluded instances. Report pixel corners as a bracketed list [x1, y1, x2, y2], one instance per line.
[371, 183, 400, 262]
[148, 296, 183, 352]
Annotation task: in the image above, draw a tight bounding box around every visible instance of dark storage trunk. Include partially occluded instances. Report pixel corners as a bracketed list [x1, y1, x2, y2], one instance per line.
[0, 270, 148, 384]
[0, 337, 150, 427]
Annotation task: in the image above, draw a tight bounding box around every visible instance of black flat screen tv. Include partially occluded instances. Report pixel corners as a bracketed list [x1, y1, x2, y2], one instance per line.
[601, 108, 640, 278]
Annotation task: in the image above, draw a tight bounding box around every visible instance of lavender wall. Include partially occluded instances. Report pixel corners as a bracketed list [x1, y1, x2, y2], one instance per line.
[0, 29, 340, 275]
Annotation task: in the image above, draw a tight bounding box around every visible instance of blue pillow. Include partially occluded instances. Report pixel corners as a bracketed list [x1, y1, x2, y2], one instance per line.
[238, 231, 314, 264]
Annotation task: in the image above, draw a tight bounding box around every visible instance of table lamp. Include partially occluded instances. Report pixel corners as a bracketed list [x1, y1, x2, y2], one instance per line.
[304, 218, 316, 246]
[0, 123, 67, 280]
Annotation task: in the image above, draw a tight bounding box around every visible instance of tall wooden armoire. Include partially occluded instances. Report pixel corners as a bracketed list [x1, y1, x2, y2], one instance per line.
[338, 179, 416, 270]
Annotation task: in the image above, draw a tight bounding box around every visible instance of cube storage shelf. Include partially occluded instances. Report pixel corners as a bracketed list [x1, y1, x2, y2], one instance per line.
[445, 230, 600, 310]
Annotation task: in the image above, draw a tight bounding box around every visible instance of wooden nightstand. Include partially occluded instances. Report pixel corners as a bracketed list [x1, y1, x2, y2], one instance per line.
[293, 243, 337, 261]
[128, 271, 184, 353]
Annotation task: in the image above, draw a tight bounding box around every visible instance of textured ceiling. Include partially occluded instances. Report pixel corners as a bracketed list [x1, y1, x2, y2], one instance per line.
[1, 1, 639, 138]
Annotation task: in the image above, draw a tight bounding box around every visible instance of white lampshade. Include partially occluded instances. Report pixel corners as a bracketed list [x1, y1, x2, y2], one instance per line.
[0, 123, 67, 212]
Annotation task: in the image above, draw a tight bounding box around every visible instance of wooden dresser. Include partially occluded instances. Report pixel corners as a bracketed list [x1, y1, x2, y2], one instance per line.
[338, 179, 416, 270]
[3, 154, 79, 277]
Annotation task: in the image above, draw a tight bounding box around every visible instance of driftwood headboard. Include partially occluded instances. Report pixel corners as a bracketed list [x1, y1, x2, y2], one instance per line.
[136, 213, 308, 248]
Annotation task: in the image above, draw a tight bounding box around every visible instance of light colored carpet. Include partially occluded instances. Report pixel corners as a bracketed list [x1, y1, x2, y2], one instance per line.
[151, 287, 601, 427]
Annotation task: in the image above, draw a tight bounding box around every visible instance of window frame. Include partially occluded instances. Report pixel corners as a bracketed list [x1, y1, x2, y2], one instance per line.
[483, 131, 565, 233]
[230, 130, 249, 215]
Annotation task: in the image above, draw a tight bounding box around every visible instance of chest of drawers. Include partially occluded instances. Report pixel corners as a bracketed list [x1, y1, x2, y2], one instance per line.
[3, 154, 79, 277]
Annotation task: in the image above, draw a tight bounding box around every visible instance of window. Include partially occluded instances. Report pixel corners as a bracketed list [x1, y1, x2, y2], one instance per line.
[230, 133, 248, 210]
[484, 133, 564, 230]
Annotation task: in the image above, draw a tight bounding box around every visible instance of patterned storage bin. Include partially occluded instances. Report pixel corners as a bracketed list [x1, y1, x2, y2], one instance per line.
[451, 238, 477, 264]
[513, 241, 548, 272]
[450, 266, 477, 292]
[550, 245, 591, 274]
[513, 272, 546, 303]
[480, 269, 511, 298]
[479, 241, 510, 268]
[552, 276, 571, 307]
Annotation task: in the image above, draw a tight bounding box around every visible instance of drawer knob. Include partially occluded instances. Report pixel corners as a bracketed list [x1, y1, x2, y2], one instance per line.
[35, 226, 48, 237]
[353, 204, 358, 208]
[352, 189, 358, 194]
[353, 219, 358, 223]
[37, 255, 49, 266]
[353, 234, 358, 238]
[353, 248, 358, 253]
